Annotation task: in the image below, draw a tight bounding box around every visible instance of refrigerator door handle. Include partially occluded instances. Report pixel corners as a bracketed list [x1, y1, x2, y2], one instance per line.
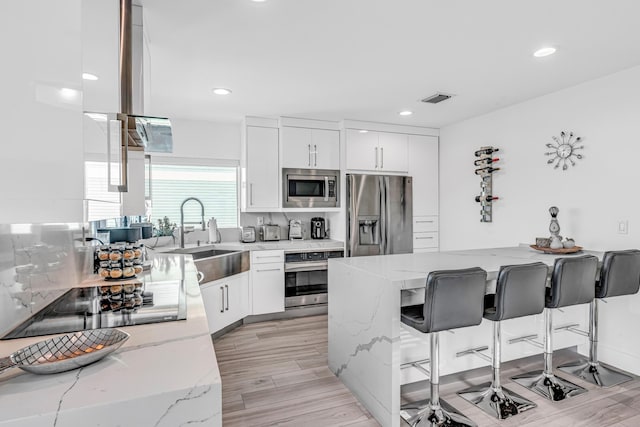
[379, 176, 387, 255]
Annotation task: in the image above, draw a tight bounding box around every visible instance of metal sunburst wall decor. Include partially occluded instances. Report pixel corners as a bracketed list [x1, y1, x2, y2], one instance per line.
[545, 131, 584, 171]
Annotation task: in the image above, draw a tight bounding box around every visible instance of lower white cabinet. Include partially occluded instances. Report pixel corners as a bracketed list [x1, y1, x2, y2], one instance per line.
[200, 272, 249, 334]
[251, 250, 285, 315]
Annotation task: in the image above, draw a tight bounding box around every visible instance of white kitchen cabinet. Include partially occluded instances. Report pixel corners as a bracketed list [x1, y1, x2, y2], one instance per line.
[281, 127, 340, 170]
[201, 272, 249, 334]
[0, 0, 84, 223]
[243, 125, 280, 211]
[345, 129, 409, 173]
[409, 135, 439, 216]
[250, 250, 285, 315]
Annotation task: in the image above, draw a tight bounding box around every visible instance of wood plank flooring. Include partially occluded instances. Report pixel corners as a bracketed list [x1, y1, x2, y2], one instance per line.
[216, 315, 640, 426]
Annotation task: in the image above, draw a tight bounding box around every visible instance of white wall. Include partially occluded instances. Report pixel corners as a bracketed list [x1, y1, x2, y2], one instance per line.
[439, 64, 640, 374]
[152, 118, 241, 161]
[440, 65, 640, 252]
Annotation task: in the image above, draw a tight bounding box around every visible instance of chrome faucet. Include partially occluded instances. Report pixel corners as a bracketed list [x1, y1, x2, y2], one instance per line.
[180, 197, 206, 248]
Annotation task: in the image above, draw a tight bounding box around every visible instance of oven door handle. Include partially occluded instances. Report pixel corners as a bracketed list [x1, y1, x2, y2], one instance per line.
[284, 261, 328, 273]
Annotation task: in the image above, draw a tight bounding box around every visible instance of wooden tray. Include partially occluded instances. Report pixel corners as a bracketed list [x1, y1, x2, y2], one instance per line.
[530, 244, 583, 254]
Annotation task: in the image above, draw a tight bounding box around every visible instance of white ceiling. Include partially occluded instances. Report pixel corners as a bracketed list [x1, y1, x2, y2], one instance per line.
[140, 0, 640, 128]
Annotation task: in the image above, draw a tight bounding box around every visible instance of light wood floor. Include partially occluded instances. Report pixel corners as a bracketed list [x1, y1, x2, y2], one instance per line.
[216, 315, 640, 426]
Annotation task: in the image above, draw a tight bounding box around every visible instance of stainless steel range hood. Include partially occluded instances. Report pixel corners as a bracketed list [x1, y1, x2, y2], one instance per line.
[119, 0, 172, 152]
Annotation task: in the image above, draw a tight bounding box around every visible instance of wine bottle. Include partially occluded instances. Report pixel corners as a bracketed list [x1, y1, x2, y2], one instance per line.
[474, 167, 500, 176]
[475, 195, 499, 203]
[473, 157, 500, 166]
[474, 147, 499, 157]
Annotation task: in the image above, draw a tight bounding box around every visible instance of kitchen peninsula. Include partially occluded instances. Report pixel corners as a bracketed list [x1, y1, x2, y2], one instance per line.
[0, 254, 221, 427]
[327, 246, 603, 427]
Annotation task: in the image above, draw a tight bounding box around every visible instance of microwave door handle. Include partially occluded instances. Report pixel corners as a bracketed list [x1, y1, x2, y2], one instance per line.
[324, 176, 329, 201]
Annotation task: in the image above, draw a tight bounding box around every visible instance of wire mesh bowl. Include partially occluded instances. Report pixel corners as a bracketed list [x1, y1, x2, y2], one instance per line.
[0, 328, 130, 375]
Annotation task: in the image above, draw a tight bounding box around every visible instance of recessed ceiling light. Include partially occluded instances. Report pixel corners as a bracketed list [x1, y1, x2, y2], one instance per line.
[533, 47, 556, 58]
[399, 110, 413, 116]
[82, 72, 99, 81]
[359, 130, 369, 133]
[212, 88, 232, 95]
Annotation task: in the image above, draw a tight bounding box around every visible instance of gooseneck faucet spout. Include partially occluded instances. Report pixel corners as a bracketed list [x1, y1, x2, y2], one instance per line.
[180, 197, 206, 248]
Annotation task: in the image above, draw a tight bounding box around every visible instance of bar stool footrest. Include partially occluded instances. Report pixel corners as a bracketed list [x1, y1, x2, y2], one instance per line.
[511, 371, 587, 401]
[457, 382, 536, 420]
[558, 360, 633, 388]
[400, 398, 477, 427]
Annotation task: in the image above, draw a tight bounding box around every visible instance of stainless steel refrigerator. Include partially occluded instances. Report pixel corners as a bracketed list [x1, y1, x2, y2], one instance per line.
[346, 174, 413, 257]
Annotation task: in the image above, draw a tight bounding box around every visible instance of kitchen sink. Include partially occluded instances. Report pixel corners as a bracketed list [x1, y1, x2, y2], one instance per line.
[163, 247, 250, 283]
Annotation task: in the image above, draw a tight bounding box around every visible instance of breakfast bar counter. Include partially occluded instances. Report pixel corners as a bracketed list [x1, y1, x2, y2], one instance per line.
[328, 246, 603, 427]
[0, 254, 221, 427]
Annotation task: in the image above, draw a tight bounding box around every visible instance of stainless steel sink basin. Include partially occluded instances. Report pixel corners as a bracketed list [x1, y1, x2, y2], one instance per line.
[163, 247, 250, 283]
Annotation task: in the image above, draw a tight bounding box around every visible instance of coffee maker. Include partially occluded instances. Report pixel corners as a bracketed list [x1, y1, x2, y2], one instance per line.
[311, 217, 326, 239]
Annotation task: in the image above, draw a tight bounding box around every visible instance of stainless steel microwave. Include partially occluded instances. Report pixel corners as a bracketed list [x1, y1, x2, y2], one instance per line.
[283, 168, 339, 208]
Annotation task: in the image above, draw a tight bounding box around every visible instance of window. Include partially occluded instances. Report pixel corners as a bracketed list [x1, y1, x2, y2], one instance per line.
[148, 162, 238, 228]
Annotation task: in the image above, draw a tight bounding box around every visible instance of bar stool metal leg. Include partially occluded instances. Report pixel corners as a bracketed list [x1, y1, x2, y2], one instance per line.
[558, 300, 633, 387]
[512, 309, 588, 401]
[400, 332, 477, 427]
[457, 321, 536, 419]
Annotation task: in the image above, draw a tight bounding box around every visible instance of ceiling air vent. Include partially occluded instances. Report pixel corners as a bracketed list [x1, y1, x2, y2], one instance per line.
[421, 93, 454, 104]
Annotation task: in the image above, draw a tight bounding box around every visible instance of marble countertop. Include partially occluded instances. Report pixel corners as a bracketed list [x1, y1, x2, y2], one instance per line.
[0, 254, 221, 426]
[330, 245, 604, 290]
[153, 239, 344, 253]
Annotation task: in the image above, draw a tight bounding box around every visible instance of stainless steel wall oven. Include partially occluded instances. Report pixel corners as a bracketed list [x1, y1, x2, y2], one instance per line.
[284, 249, 344, 308]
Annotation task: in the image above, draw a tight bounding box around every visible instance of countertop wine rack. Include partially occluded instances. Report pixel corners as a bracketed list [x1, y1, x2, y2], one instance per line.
[474, 146, 500, 222]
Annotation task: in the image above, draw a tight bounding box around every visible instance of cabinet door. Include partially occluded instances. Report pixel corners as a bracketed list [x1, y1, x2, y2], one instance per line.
[281, 127, 313, 169]
[408, 135, 439, 216]
[201, 281, 228, 333]
[246, 126, 280, 209]
[311, 129, 340, 170]
[378, 132, 409, 173]
[345, 129, 378, 171]
[226, 273, 250, 324]
[251, 263, 285, 315]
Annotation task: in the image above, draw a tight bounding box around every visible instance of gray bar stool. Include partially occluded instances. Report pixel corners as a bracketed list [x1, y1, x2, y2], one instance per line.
[558, 249, 640, 387]
[400, 267, 487, 427]
[457, 262, 548, 419]
[512, 255, 598, 401]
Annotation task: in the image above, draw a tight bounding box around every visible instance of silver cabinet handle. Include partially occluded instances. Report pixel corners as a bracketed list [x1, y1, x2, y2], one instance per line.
[375, 147, 378, 168]
[250, 183, 254, 206]
[255, 255, 281, 259]
[324, 176, 329, 202]
[225, 284, 229, 311]
[314, 144, 317, 166]
[308, 144, 311, 166]
[380, 147, 384, 169]
[197, 271, 205, 283]
[416, 220, 435, 223]
[220, 287, 224, 313]
[416, 236, 434, 240]
[257, 268, 282, 272]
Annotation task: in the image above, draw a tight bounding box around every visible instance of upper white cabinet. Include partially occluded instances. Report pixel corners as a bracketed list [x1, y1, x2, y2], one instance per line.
[281, 127, 340, 170]
[409, 135, 439, 217]
[242, 123, 280, 211]
[0, 0, 84, 223]
[345, 130, 409, 173]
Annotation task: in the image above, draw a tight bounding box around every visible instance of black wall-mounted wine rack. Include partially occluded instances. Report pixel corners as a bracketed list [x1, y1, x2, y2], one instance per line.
[474, 146, 500, 222]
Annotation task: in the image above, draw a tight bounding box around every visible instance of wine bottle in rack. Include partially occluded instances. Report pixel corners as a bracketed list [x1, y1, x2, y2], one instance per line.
[474, 167, 501, 176]
[473, 157, 500, 166]
[475, 195, 499, 203]
[474, 147, 499, 157]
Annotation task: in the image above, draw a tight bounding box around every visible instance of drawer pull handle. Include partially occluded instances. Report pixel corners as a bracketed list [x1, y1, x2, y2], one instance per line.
[416, 237, 434, 240]
[416, 220, 434, 223]
[256, 255, 281, 259]
[257, 268, 282, 272]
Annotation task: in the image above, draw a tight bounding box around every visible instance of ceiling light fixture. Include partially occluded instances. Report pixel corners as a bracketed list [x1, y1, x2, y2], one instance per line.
[82, 72, 99, 81]
[399, 110, 413, 116]
[533, 47, 556, 58]
[212, 88, 232, 95]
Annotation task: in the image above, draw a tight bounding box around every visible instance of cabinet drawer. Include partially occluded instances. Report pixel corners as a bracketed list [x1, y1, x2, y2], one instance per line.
[251, 250, 284, 265]
[413, 216, 438, 232]
[413, 232, 438, 249]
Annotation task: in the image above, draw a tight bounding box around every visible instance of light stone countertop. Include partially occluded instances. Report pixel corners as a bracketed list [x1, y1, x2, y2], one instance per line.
[0, 253, 221, 427]
[152, 238, 344, 254]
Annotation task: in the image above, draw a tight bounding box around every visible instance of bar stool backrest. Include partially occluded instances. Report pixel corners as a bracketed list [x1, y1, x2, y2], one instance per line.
[597, 250, 640, 299]
[548, 255, 598, 309]
[420, 267, 487, 333]
[488, 262, 548, 321]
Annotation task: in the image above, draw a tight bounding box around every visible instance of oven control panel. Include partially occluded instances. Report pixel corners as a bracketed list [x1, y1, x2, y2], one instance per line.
[285, 250, 344, 263]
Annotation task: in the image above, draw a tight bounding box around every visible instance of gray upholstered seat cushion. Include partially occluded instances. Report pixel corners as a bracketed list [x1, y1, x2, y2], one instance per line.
[547, 255, 598, 309]
[596, 250, 640, 299]
[484, 262, 548, 322]
[401, 267, 487, 334]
